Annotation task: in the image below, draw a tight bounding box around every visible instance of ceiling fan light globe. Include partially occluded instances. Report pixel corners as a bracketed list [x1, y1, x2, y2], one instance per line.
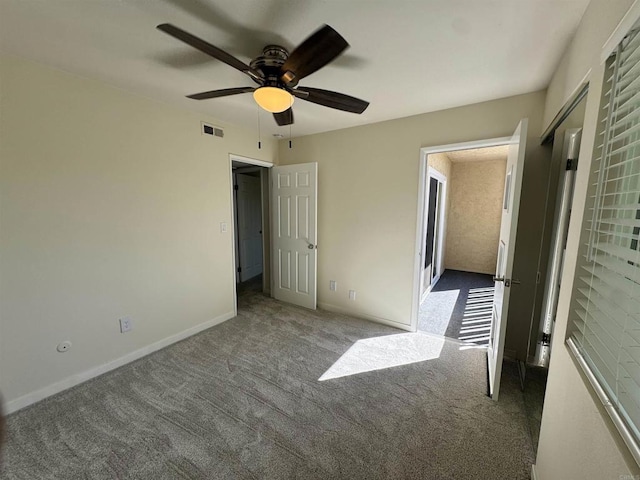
[253, 87, 294, 113]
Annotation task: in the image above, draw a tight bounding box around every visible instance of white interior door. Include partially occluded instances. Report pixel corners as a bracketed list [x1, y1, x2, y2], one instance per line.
[271, 163, 318, 309]
[487, 118, 528, 400]
[236, 173, 263, 282]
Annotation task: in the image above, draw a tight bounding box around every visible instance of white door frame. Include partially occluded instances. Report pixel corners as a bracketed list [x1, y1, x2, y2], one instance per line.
[422, 166, 447, 302]
[411, 137, 512, 332]
[229, 154, 273, 316]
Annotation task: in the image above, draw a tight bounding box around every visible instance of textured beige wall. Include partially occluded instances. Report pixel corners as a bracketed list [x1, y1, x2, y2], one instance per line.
[278, 91, 550, 363]
[427, 152, 452, 179]
[0, 55, 277, 408]
[535, 0, 640, 478]
[445, 158, 506, 274]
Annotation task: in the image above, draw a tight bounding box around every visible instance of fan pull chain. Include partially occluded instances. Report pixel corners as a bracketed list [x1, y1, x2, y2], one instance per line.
[257, 106, 262, 150]
[289, 97, 293, 149]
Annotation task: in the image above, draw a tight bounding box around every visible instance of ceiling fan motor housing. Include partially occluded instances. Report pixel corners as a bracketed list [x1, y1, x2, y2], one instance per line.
[250, 45, 296, 88]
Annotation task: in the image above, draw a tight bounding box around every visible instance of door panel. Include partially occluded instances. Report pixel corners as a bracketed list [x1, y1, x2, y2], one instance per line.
[297, 252, 310, 294]
[278, 250, 291, 289]
[488, 119, 528, 400]
[271, 163, 318, 309]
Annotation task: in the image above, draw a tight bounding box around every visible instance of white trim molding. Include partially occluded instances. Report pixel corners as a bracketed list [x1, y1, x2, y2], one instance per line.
[531, 464, 538, 480]
[5, 311, 236, 414]
[420, 136, 513, 155]
[229, 153, 274, 168]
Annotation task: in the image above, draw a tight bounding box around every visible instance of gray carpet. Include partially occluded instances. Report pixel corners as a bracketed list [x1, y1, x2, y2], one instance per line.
[236, 274, 263, 296]
[418, 270, 495, 345]
[1, 291, 534, 479]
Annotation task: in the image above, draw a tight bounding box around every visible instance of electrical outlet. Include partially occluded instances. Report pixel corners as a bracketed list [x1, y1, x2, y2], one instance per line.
[329, 280, 337, 291]
[349, 290, 356, 300]
[119, 317, 133, 333]
[56, 341, 72, 353]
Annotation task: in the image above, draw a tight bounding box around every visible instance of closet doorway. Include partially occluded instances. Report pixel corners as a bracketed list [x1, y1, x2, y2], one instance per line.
[230, 154, 272, 308]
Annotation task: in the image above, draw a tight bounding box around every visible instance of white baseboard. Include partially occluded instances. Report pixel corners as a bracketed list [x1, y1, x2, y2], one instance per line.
[531, 463, 538, 480]
[420, 272, 443, 303]
[5, 311, 236, 414]
[317, 302, 412, 332]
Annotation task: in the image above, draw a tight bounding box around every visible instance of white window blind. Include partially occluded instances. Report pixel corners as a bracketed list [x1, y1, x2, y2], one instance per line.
[568, 25, 640, 461]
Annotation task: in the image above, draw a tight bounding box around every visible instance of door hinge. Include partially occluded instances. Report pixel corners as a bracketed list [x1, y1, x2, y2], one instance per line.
[234, 184, 239, 191]
[566, 158, 577, 170]
[541, 332, 552, 345]
[237, 267, 241, 273]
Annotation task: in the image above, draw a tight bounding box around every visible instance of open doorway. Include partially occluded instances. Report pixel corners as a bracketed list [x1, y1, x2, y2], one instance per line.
[417, 144, 510, 346]
[231, 159, 319, 312]
[413, 122, 530, 402]
[230, 155, 272, 309]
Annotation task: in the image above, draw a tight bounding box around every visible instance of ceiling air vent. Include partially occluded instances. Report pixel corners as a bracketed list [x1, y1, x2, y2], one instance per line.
[201, 122, 224, 138]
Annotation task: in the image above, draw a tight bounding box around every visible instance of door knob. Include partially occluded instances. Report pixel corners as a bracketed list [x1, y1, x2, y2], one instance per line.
[307, 244, 317, 250]
[493, 276, 504, 282]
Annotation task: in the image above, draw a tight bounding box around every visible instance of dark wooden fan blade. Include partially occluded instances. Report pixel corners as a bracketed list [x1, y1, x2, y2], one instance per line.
[187, 87, 255, 100]
[157, 23, 263, 82]
[280, 25, 348, 85]
[294, 87, 369, 114]
[273, 108, 294, 126]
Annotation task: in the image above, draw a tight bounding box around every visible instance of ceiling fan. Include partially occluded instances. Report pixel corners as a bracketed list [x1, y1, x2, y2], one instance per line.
[157, 23, 369, 126]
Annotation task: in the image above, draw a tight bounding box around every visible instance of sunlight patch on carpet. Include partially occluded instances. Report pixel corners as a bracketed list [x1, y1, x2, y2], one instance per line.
[458, 286, 494, 345]
[319, 332, 445, 381]
[421, 289, 460, 336]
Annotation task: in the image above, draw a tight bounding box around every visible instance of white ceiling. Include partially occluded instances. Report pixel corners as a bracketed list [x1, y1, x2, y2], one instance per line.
[0, 0, 590, 138]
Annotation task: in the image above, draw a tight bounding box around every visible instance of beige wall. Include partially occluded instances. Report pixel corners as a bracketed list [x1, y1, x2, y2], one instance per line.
[445, 158, 506, 274]
[535, 0, 640, 478]
[279, 91, 551, 362]
[542, 0, 634, 131]
[0, 55, 277, 410]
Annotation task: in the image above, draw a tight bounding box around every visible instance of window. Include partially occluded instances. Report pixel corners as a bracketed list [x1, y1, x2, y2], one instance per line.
[567, 24, 640, 461]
